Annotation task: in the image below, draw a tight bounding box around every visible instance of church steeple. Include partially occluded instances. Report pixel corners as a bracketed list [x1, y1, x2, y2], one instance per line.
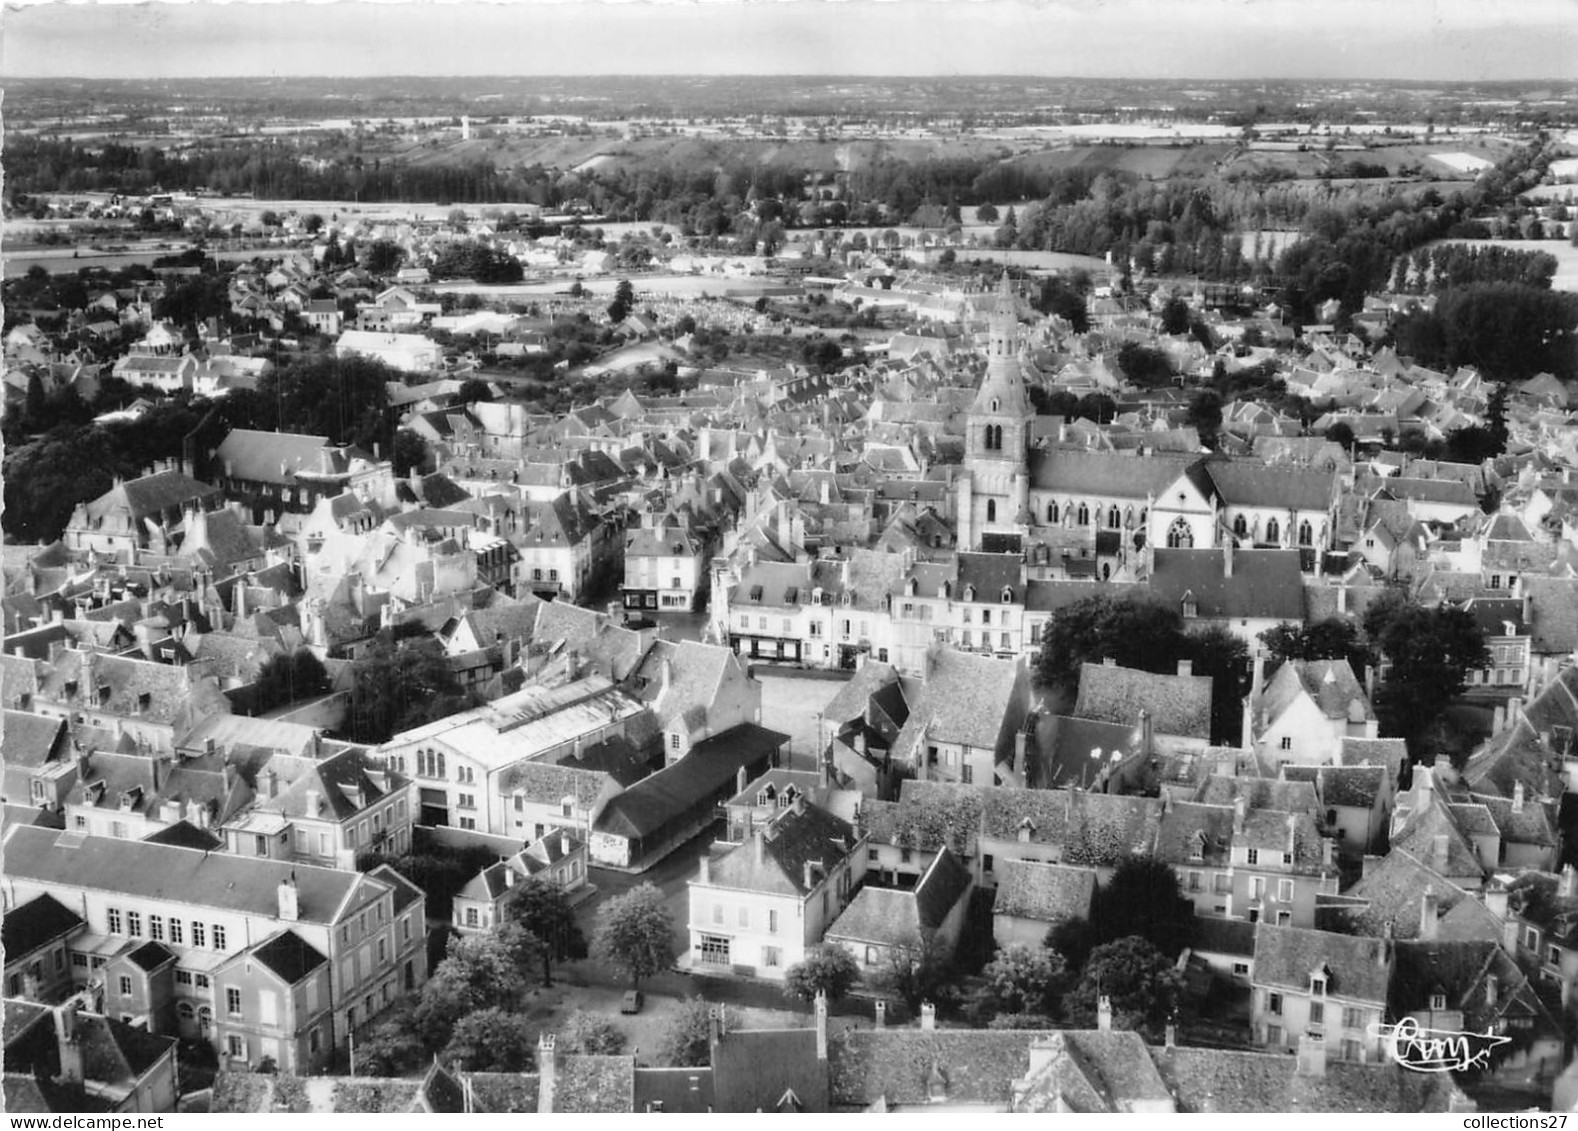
[970, 271, 1031, 436]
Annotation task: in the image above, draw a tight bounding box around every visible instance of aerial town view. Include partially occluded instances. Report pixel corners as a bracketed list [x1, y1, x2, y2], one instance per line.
[4, 0, 1578, 1117]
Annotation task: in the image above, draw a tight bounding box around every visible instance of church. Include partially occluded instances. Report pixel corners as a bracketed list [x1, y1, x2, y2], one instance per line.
[955, 274, 1340, 577]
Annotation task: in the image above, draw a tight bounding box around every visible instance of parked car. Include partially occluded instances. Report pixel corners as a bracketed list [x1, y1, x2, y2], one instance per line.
[620, 990, 644, 1015]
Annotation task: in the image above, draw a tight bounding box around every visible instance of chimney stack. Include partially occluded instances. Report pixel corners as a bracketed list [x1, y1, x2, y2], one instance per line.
[536, 1034, 557, 1114]
[1177, 659, 1193, 678]
[1561, 865, 1578, 901]
[736, 766, 748, 796]
[699, 850, 711, 885]
[1222, 538, 1234, 578]
[1485, 879, 1509, 921]
[54, 1002, 84, 1084]
[1233, 796, 1247, 835]
[754, 829, 766, 867]
[803, 860, 816, 891]
[278, 873, 299, 920]
[920, 1002, 936, 1031]
[1296, 1033, 1327, 1078]
[1420, 886, 1439, 941]
[1485, 974, 1499, 1009]
[1512, 780, 1525, 814]
[1433, 834, 1450, 870]
[1097, 996, 1113, 1032]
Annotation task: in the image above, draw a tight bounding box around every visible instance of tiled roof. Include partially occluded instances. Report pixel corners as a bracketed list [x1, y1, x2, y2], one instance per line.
[1524, 577, 1578, 654]
[1316, 765, 1385, 810]
[1193, 776, 1321, 820]
[110, 471, 223, 521]
[1028, 447, 1198, 499]
[1149, 549, 1305, 622]
[216, 429, 334, 484]
[553, 1055, 635, 1113]
[1190, 916, 1257, 958]
[1345, 850, 1472, 940]
[992, 859, 1096, 923]
[830, 1028, 1060, 1108]
[1151, 1047, 1460, 1112]
[1260, 659, 1373, 724]
[709, 799, 860, 898]
[1060, 792, 1162, 868]
[1251, 923, 1390, 1004]
[1, 710, 67, 769]
[1, 893, 85, 959]
[1204, 460, 1337, 511]
[4, 825, 387, 925]
[595, 724, 784, 842]
[714, 1027, 829, 1113]
[249, 929, 329, 985]
[1154, 801, 1235, 868]
[1073, 662, 1211, 739]
[892, 648, 1022, 758]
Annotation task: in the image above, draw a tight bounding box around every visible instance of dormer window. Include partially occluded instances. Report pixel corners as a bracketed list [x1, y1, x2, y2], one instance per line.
[1429, 992, 1446, 1011]
[1001, 586, 1014, 603]
[1181, 590, 1198, 619]
[98, 685, 112, 707]
[906, 577, 919, 597]
[1311, 974, 1327, 996]
[1189, 833, 1205, 862]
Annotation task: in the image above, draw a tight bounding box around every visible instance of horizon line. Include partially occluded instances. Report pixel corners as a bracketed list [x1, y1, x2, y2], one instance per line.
[17, 73, 1578, 86]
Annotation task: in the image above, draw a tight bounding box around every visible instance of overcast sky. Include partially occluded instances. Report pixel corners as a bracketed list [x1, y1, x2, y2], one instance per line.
[5, 0, 1576, 82]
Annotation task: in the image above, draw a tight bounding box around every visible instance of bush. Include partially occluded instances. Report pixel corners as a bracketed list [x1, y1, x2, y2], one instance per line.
[562, 1011, 627, 1055]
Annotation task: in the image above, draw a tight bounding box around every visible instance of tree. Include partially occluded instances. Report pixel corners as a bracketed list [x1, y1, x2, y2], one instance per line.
[414, 931, 531, 1049]
[252, 649, 330, 714]
[303, 213, 325, 234]
[1035, 594, 1186, 694]
[354, 1001, 425, 1076]
[440, 1008, 536, 1072]
[1160, 296, 1192, 335]
[1116, 342, 1175, 388]
[1182, 625, 1250, 747]
[1259, 618, 1367, 677]
[391, 430, 429, 479]
[977, 945, 1067, 1018]
[608, 279, 635, 325]
[1089, 858, 1194, 956]
[506, 878, 588, 986]
[1323, 421, 1356, 450]
[1364, 593, 1490, 759]
[348, 636, 473, 745]
[591, 883, 676, 988]
[879, 931, 956, 1012]
[456, 377, 494, 404]
[1185, 390, 1224, 449]
[561, 1011, 627, 1056]
[1034, 276, 1090, 333]
[783, 944, 861, 1005]
[1065, 936, 1184, 1039]
[24, 371, 46, 424]
[363, 239, 404, 275]
[976, 203, 1000, 223]
[660, 998, 735, 1068]
[801, 334, 843, 374]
